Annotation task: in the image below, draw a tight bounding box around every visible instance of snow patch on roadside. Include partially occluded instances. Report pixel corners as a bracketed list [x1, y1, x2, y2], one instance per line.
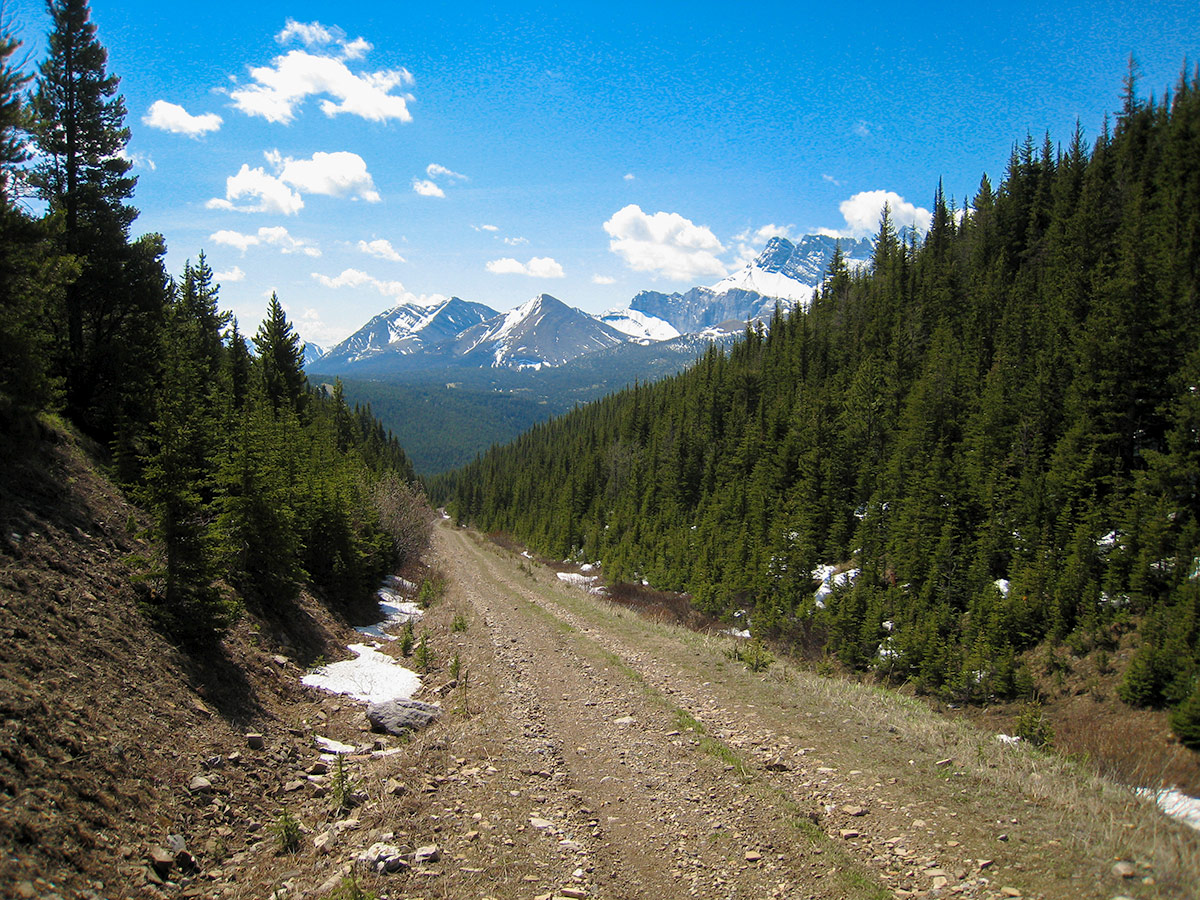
[302, 643, 421, 704]
[302, 573, 423, 704]
[557, 571, 605, 595]
[1137, 787, 1200, 832]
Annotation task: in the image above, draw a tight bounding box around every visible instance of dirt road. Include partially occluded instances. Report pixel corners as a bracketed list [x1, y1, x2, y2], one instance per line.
[408, 523, 1199, 900]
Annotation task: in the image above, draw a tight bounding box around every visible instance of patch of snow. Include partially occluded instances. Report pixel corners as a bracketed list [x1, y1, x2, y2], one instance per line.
[1097, 530, 1119, 550]
[811, 564, 836, 583]
[315, 736, 356, 754]
[882, 620, 894, 632]
[996, 733, 1022, 746]
[1137, 787, 1200, 832]
[709, 267, 817, 305]
[724, 628, 752, 639]
[833, 568, 859, 589]
[600, 307, 681, 342]
[994, 578, 1011, 597]
[301, 643, 421, 704]
[356, 587, 421, 639]
[557, 572, 605, 595]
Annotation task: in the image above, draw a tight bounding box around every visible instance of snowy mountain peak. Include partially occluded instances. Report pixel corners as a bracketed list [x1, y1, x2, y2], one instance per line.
[753, 236, 801, 272]
[455, 293, 627, 370]
[710, 233, 874, 304]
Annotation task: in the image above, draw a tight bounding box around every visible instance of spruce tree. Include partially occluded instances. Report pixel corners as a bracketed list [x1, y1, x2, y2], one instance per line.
[0, 22, 58, 415]
[28, 0, 163, 437]
[253, 293, 307, 415]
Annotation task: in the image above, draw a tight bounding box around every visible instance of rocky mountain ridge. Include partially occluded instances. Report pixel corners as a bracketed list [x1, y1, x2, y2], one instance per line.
[312, 234, 873, 376]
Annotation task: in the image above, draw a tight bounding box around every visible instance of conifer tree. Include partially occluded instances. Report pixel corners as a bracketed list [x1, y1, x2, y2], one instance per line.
[254, 293, 307, 415]
[0, 21, 58, 414]
[28, 0, 163, 436]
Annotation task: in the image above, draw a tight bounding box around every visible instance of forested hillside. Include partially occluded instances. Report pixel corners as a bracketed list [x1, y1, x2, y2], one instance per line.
[441, 69, 1200, 743]
[0, 1, 427, 637]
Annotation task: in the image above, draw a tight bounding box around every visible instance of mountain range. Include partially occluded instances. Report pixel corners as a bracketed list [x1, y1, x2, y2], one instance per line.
[308, 233, 874, 473]
[311, 234, 873, 377]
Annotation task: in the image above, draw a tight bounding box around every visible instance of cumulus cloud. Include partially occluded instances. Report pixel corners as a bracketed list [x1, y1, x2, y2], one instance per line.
[311, 267, 408, 298]
[143, 100, 222, 137]
[266, 150, 380, 201]
[210, 226, 321, 257]
[475, 224, 499, 232]
[207, 163, 304, 215]
[357, 238, 404, 262]
[412, 178, 444, 198]
[230, 23, 414, 125]
[214, 266, 246, 283]
[485, 257, 565, 278]
[208, 150, 379, 214]
[623, 173, 635, 181]
[602, 204, 727, 282]
[503, 236, 528, 246]
[277, 19, 373, 61]
[837, 190, 931, 238]
[591, 274, 616, 285]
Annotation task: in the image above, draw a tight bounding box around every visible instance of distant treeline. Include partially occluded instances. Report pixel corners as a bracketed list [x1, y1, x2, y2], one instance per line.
[436, 68, 1200, 743]
[1, 1, 428, 637]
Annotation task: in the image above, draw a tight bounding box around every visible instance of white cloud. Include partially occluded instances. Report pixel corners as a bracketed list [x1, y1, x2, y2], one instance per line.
[211, 229, 259, 253]
[426, 163, 466, 181]
[838, 190, 931, 238]
[214, 266, 245, 283]
[357, 238, 404, 262]
[210, 225, 320, 257]
[591, 274, 616, 285]
[412, 178, 444, 198]
[486, 256, 565, 278]
[268, 150, 380, 202]
[230, 44, 414, 124]
[277, 18, 373, 61]
[277, 19, 336, 46]
[311, 267, 408, 298]
[207, 163, 304, 215]
[143, 100, 222, 137]
[340, 37, 371, 61]
[503, 236, 528, 246]
[208, 150, 379, 213]
[257, 225, 322, 256]
[623, 173, 635, 181]
[821, 173, 843, 186]
[473, 224, 499, 232]
[852, 120, 871, 138]
[602, 204, 727, 282]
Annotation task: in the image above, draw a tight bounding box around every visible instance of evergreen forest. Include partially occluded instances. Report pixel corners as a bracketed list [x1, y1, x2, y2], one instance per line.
[439, 68, 1200, 744]
[0, 0, 429, 638]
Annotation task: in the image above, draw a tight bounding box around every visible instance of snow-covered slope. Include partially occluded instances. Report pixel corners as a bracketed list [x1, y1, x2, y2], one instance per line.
[302, 342, 327, 368]
[453, 293, 629, 369]
[316, 296, 498, 368]
[710, 234, 873, 302]
[599, 307, 681, 343]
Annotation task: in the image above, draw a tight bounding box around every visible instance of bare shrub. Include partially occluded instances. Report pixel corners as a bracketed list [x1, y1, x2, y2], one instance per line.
[372, 475, 436, 569]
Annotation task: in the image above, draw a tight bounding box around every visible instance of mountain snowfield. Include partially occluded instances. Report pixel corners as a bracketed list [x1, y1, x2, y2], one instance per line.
[311, 233, 874, 374]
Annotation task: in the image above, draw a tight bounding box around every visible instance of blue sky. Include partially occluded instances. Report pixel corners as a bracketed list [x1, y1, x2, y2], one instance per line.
[7, 0, 1200, 347]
